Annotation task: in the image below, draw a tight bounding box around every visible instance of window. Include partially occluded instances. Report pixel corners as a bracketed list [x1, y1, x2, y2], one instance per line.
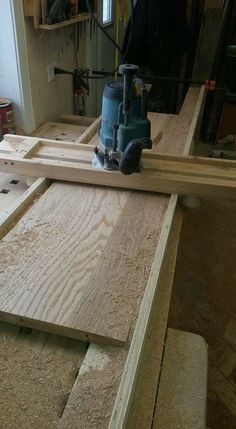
[103, 0, 112, 25]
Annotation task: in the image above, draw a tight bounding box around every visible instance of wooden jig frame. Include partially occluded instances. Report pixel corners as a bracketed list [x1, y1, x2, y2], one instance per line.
[0, 87, 210, 427]
[1, 133, 236, 199]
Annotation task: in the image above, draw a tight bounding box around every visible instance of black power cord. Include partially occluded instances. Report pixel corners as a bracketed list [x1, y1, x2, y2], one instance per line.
[85, 0, 135, 79]
[55, 1, 136, 82]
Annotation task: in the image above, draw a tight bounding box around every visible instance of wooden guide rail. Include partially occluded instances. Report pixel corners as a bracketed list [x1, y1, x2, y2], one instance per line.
[1, 135, 236, 199]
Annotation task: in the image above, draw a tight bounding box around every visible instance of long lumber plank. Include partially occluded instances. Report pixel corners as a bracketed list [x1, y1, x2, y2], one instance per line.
[1, 136, 236, 199]
[109, 87, 205, 428]
[0, 88, 204, 350]
[125, 208, 183, 429]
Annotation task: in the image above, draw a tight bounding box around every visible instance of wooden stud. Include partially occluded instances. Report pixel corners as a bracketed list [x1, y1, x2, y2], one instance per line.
[23, 0, 34, 16]
[33, 0, 41, 28]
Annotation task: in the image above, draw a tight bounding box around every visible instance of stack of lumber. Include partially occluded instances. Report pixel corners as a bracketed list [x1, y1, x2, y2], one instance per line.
[0, 86, 205, 428]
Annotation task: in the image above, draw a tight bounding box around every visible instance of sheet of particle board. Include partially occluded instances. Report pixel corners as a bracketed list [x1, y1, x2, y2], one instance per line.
[0, 88, 202, 346]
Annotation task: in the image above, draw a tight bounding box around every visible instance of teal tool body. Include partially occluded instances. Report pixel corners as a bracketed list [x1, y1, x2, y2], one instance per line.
[93, 64, 152, 175]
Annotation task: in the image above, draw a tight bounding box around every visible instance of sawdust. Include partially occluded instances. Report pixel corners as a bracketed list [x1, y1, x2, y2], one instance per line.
[0, 337, 81, 429]
[59, 345, 128, 429]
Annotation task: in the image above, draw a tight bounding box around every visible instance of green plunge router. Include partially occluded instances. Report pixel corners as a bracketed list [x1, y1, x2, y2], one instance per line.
[93, 64, 153, 175]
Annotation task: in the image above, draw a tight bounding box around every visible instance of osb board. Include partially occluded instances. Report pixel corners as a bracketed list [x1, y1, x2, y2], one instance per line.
[0, 88, 201, 347]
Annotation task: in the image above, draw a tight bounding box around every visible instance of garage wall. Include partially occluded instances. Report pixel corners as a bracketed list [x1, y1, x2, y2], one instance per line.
[0, 0, 32, 131]
[0, 1, 115, 132]
[95, 0, 117, 114]
[24, 19, 76, 128]
[0, 1, 76, 132]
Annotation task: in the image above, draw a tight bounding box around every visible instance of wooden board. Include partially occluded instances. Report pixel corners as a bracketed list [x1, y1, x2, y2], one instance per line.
[125, 207, 183, 429]
[32, 121, 87, 142]
[153, 329, 208, 429]
[39, 14, 90, 30]
[23, 0, 90, 29]
[0, 88, 204, 350]
[1, 135, 236, 199]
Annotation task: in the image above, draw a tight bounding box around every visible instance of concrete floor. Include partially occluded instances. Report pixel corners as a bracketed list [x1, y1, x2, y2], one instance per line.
[169, 196, 236, 428]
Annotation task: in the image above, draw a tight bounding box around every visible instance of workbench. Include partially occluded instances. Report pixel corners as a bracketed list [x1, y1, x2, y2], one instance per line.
[0, 86, 205, 428]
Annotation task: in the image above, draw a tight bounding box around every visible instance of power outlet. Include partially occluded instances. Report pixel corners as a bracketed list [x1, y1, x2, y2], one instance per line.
[47, 62, 57, 82]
